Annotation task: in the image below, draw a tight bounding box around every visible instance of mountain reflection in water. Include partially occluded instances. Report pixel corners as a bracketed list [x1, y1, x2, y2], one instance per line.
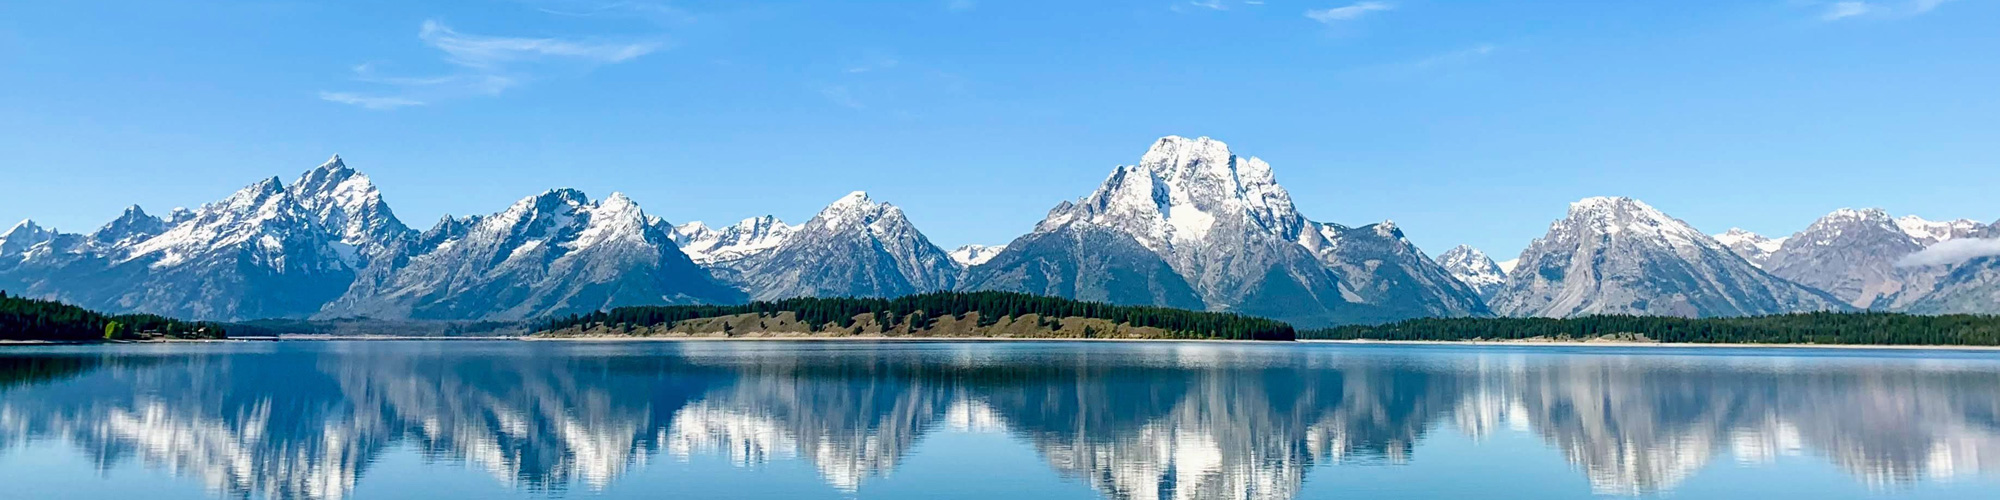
[1, 342, 1997, 500]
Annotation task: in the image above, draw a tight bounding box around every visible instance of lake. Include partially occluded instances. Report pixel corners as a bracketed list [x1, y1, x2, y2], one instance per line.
[1, 340, 1997, 500]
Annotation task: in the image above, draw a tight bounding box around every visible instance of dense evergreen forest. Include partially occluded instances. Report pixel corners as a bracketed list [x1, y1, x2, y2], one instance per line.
[0, 291, 228, 341]
[1304, 312, 2000, 346]
[540, 291, 1297, 341]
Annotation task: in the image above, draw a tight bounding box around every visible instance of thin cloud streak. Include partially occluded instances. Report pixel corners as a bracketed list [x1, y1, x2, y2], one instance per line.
[1819, 0, 1959, 21]
[322, 20, 664, 110]
[318, 92, 426, 110]
[1306, 1, 1393, 24]
[418, 20, 661, 70]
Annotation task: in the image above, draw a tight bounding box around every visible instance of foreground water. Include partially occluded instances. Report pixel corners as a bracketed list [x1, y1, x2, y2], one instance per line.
[1, 341, 1998, 499]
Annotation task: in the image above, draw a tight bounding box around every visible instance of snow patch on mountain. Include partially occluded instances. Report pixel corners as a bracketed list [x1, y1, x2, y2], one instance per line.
[1437, 245, 1507, 298]
[948, 244, 1007, 267]
[671, 216, 796, 265]
[1713, 228, 1787, 268]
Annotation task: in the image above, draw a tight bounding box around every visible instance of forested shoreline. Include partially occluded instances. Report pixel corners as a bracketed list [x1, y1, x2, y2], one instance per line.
[1304, 312, 2000, 346]
[539, 291, 1298, 341]
[1, 292, 228, 341]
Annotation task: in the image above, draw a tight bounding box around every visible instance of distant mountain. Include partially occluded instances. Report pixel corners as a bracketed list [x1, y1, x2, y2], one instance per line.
[1762, 209, 1943, 310]
[1713, 228, 1785, 268]
[715, 192, 958, 301]
[962, 136, 1482, 326]
[670, 216, 796, 265]
[1893, 223, 2000, 314]
[4, 166, 363, 320]
[1437, 245, 1506, 299]
[1488, 197, 1845, 318]
[319, 189, 740, 321]
[947, 244, 1006, 267]
[9, 146, 2000, 324]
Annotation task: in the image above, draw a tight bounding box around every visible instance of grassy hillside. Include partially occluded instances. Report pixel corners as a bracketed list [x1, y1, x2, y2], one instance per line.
[538, 291, 1296, 341]
[1303, 312, 2000, 346]
[1, 291, 227, 341]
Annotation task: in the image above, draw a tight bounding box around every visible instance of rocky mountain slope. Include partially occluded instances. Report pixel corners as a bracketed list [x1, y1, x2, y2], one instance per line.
[1488, 197, 1845, 318]
[319, 189, 741, 321]
[713, 192, 959, 301]
[1437, 245, 1506, 299]
[962, 136, 1483, 326]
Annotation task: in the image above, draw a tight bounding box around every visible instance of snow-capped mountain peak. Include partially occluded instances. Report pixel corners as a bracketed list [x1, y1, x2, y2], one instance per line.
[0, 219, 57, 257]
[89, 205, 167, 248]
[1894, 215, 1986, 246]
[670, 216, 796, 265]
[1559, 196, 1708, 247]
[1713, 228, 1787, 268]
[1437, 245, 1506, 298]
[948, 244, 1007, 267]
[287, 154, 411, 265]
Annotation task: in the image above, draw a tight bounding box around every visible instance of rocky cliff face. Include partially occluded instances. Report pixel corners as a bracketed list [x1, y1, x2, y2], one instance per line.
[1488, 197, 1845, 318]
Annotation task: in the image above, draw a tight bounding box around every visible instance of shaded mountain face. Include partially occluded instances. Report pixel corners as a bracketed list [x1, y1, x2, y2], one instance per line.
[1437, 245, 1506, 299]
[1488, 197, 1845, 318]
[959, 220, 1206, 310]
[1713, 228, 1785, 268]
[716, 192, 958, 301]
[963, 136, 1482, 326]
[319, 189, 741, 321]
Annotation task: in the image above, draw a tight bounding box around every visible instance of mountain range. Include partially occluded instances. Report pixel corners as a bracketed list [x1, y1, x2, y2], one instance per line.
[3, 138, 1997, 325]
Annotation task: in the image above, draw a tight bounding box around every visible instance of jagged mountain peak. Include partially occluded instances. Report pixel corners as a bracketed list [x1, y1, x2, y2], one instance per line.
[1, 219, 57, 256]
[670, 215, 796, 265]
[1437, 245, 1507, 299]
[722, 192, 956, 300]
[89, 205, 167, 247]
[287, 155, 411, 258]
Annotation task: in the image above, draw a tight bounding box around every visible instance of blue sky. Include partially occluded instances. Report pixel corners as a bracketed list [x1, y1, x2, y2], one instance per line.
[2, 0, 1996, 259]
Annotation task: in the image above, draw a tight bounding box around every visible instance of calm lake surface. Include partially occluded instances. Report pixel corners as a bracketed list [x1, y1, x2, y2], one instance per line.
[2, 341, 1998, 500]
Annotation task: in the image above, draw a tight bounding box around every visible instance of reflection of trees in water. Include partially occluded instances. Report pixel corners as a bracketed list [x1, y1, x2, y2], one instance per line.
[1, 346, 1999, 500]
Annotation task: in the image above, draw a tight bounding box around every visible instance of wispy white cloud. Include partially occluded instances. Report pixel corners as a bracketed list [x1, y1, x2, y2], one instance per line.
[1898, 238, 2000, 267]
[318, 92, 426, 110]
[1819, 0, 1958, 21]
[322, 20, 664, 110]
[1306, 1, 1393, 23]
[1822, 1, 1873, 20]
[418, 20, 661, 69]
[1409, 43, 1497, 69]
[1172, 0, 1267, 12]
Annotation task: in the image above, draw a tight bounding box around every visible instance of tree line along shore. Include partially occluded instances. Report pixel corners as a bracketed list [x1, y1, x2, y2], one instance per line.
[8, 290, 2000, 345]
[1, 291, 227, 341]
